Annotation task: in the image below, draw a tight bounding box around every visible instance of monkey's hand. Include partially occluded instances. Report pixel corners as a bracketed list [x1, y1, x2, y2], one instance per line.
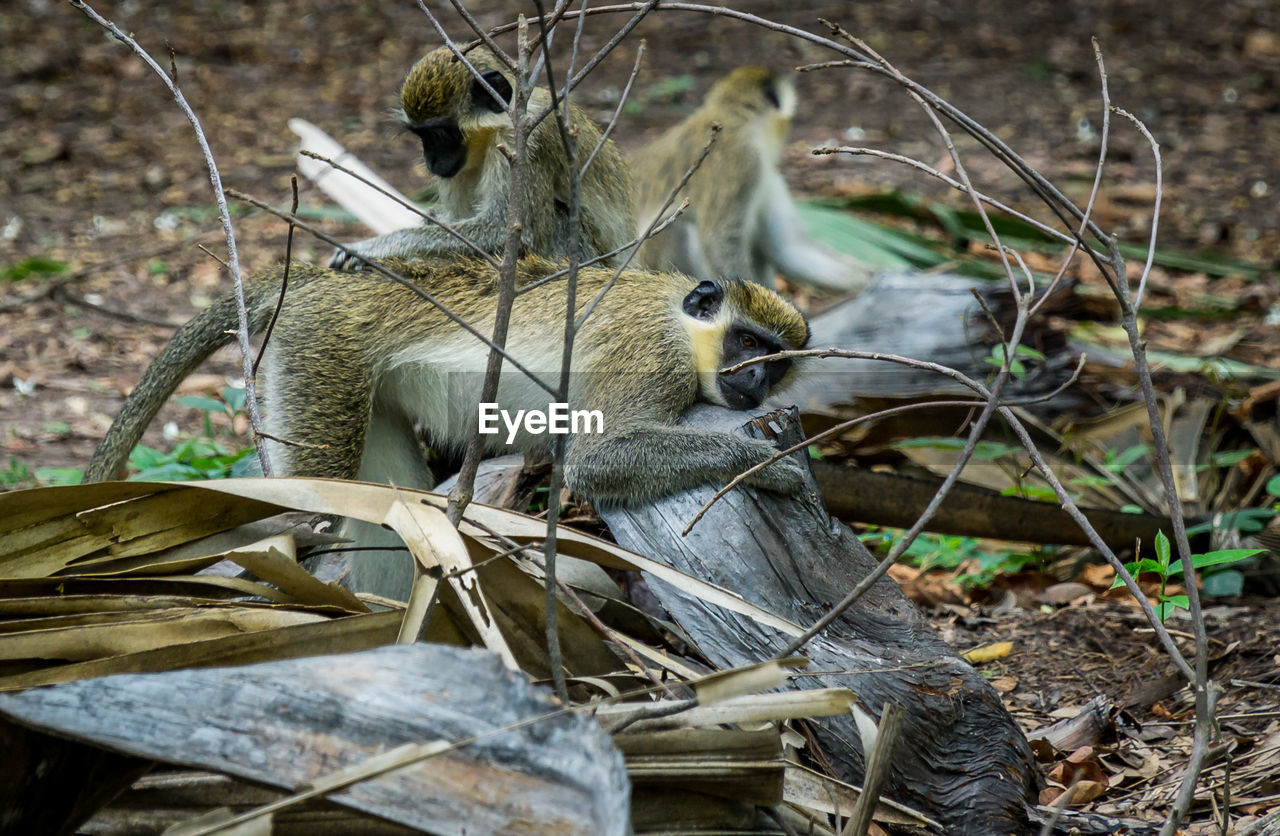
[328, 241, 372, 271]
[736, 442, 808, 496]
[566, 431, 808, 505]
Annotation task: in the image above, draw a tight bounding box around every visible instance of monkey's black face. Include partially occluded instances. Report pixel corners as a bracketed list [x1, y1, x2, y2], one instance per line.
[410, 121, 467, 178]
[717, 326, 790, 410]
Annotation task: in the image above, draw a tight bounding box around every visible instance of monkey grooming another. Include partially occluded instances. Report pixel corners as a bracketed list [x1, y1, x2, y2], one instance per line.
[329, 44, 635, 270]
[632, 67, 872, 294]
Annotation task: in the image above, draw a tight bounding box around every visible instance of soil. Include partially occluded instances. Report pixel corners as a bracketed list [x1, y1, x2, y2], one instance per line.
[1, 2, 1278, 830]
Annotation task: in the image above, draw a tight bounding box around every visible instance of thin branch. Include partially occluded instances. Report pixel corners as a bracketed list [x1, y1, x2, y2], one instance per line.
[253, 175, 298, 376]
[682, 354, 1087, 536]
[1115, 107, 1163, 309]
[812, 146, 1101, 258]
[532, 0, 581, 704]
[445, 15, 533, 527]
[581, 40, 645, 177]
[68, 0, 272, 476]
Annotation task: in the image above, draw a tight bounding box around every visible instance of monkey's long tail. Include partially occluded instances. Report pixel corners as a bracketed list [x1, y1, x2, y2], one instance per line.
[85, 292, 256, 482]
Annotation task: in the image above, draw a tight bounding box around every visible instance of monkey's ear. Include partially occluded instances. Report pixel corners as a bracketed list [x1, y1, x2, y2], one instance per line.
[682, 280, 724, 320]
[472, 71, 513, 113]
[761, 77, 780, 109]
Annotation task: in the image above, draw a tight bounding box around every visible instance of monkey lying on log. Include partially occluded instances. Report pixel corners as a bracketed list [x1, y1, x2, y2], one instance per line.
[87, 258, 812, 597]
[598, 405, 1042, 836]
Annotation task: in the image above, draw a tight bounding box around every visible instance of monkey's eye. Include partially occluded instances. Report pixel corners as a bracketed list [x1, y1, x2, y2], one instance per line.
[472, 70, 513, 114]
[740, 333, 759, 349]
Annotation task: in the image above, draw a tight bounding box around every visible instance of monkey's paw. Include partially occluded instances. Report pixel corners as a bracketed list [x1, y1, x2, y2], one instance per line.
[328, 244, 370, 271]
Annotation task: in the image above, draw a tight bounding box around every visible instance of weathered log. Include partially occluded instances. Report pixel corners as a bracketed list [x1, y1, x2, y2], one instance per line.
[813, 464, 1172, 550]
[0, 715, 150, 836]
[0, 644, 630, 836]
[789, 271, 1077, 407]
[598, 405, 1041, 835]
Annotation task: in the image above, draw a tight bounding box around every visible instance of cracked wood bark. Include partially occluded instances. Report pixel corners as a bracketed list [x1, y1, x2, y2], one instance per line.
[0, 644, 631, 836]
[597, 404, 1041, 836]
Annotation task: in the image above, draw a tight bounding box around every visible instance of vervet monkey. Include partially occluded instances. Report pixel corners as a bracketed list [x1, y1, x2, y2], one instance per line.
[330, 44, 635, 269]
[88, 259, 810, 508]
[632, 67, 871, 294]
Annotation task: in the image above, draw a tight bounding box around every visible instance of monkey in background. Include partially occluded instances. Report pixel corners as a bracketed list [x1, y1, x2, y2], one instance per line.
[330, 44, 635, 269]
[631, 67, 872, 294]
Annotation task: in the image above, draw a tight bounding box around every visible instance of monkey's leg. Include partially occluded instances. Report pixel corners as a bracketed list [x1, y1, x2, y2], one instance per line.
[565, 425, 807, 506]
[344, 406, 437, 600]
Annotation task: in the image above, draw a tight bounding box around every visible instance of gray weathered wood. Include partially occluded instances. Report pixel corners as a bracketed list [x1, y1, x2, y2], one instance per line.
[598, 405, 1041, 835]
[0, 644, 630, 836]
[787, 271, 1077, 409]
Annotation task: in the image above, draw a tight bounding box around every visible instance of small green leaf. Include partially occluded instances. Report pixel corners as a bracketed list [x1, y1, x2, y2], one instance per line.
[1013, 345, 1046, 361]
[2, 256, 68, 283]
[1110, 558, 1165, 588]
[1210, 449, 1255, 467]
[1267, 475, 1280, 498]
[1154, 531, 1171, 571]
[221, 385, 247, 412]
[128, 444, 166, 469]
[174, 395, 227, 414]
[1167, 549, 1263, 576]
[42, 421, 71, 437]
[1120, 504, 1146, 514]
[35, 466, 83, 486]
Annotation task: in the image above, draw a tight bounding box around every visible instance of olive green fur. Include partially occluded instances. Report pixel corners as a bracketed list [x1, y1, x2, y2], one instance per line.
[333, 44, 635, 269]
[87, 258, 810, 506]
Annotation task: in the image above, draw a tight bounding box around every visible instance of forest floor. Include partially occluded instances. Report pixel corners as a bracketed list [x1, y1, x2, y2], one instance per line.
[2, 1, 1278, 831]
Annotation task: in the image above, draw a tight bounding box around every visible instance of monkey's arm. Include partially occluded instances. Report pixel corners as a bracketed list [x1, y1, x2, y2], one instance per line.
[329, 219, 502, 270]
[757, 175, 874, 294]
[564, 422, 806, 506]
[85, 295, 244, 482]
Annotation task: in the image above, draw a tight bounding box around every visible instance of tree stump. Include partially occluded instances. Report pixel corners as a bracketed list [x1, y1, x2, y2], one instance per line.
[598, 405, 1041, 835]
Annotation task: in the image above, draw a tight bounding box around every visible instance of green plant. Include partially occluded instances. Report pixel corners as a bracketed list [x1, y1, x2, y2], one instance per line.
[984, 343, 1044, 380]
[128, 385, 253, 481]
[2, 256, 67, 283]
[860, 527, 1045, 589]
[1, 457, 35, 488]
[1111, 530, 1262, 619]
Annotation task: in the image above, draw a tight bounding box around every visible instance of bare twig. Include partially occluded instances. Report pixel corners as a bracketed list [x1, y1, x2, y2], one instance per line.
[1115, 107, 1163, 308]
[532, 0, 581, 704]
[68, 0, 271, 475]
[445, 13, 532, 526]
[253, 175, 299, 376]
[811, 145, 1102, 258]
[581, 40, 645, 177]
